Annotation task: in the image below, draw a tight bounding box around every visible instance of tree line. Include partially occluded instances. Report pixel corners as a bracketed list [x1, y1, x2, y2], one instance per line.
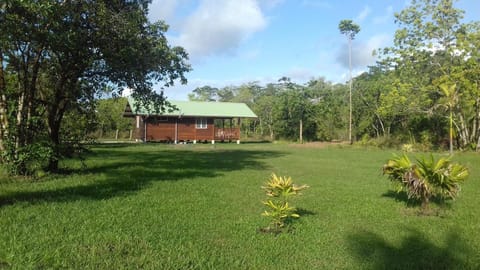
[187, 0, 480, 152]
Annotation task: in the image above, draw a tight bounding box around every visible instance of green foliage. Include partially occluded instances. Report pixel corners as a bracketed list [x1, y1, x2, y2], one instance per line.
[416, 155, 469, 200]
[376, 0, 480, 150]
[3, 141, 53, 176]
[0, 0, 190, 174]
[383, 153, 469, 209]
[338, 20, 361, 40]
[261, 173, 309, 233]
[94, 98, 132, 139]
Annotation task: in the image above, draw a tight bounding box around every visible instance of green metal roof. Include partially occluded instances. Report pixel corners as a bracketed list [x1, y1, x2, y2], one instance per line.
[126, 97, 257, 118]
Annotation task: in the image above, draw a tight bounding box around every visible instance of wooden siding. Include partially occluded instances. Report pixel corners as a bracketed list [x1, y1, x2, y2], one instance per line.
[146, 118, 176, 141]
[194, 118, 214, 141]
[138, 117, 240, 142]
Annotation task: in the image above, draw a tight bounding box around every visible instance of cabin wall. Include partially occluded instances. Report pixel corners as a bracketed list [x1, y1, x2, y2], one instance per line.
[146, 118, 176, 141]
[143, 117, 215, 142]
[132, 116, 241, 142]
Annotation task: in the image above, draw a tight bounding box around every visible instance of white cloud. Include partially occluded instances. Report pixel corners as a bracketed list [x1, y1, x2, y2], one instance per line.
[173, 0, 267, 59]
[356, 6, 371, 23]
[336, 34, 391, 69]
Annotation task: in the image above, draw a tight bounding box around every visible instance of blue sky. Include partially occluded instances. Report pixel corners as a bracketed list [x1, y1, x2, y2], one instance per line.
[146, 0, 479, 100]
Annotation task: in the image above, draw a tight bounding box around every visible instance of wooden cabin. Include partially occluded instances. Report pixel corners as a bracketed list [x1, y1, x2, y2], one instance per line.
[124, 97, 257, 143]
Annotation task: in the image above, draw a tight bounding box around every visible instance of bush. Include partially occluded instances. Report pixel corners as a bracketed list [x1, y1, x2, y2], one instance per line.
[382, 154, 469, 210]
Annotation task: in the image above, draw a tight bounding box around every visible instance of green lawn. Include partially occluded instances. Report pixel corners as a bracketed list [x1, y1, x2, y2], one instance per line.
[1, 143, 479, 269]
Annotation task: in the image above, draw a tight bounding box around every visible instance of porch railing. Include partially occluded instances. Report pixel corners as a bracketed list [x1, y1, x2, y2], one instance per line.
[214, 128, 240, 140]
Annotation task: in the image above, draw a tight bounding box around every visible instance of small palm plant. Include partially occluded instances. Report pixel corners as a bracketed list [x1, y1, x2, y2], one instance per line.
[261, 173, 309, 233]
[383, 154, 469, 210]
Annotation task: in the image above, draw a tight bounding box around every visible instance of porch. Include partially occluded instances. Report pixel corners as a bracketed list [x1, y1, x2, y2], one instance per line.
[214, 127, 240, 141]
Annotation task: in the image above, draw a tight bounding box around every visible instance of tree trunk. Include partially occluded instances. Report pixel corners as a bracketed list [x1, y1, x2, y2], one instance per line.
[449, 110, 453, 155]
[47, 78, 68, 172]
[456, 113, 469, 148]
[348, 37, 353, 145]
[299, 119, 303, 143]
[47, 101, 66, 172]
[477, 132, 480, 152]
[0, 50, 9, 158]
[48, 119, 61, 172]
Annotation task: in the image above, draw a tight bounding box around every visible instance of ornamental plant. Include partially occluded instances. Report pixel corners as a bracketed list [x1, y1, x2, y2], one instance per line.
[382, 154, 469, 210]
[261, 173, 309, 233]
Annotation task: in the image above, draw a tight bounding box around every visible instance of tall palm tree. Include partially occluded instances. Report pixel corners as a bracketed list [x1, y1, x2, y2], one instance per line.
[338, 20, 360, 144]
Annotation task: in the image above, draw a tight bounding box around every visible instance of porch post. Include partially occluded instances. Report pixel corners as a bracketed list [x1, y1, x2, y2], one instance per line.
[238, 118, 241, 143]
[230, 118, 233, 141]
[175, 118, 178, 144]
[211, 118, 215, 143]
[144, 116, 147, 142]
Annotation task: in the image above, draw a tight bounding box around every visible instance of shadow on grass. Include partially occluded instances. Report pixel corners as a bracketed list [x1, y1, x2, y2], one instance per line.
[347, 228, 475, 269]
[382, 190, 454, 211]
[382, 190, 422, 207]
[296, 208, 316, 216]
[0, 146, 285, 207]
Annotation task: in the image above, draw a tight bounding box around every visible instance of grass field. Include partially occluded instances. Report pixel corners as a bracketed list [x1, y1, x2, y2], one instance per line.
[1, 143, 479, 269]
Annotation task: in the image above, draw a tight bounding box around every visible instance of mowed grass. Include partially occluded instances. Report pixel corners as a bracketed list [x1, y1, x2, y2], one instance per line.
[0, 143, 479, 269]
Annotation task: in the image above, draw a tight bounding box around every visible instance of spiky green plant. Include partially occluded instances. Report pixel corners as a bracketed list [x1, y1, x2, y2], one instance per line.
[416, 155, 469, 201]
[262, 173, 309, 198]
[262, 200, 299, 230]
[261, 173, 309, 232]
[383, 154, 469, 209]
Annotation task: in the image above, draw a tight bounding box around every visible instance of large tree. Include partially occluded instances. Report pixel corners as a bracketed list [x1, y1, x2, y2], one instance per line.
[378, 0, 480, 151]
[0, 0, 190, 174]
[339, 19, 360, 144]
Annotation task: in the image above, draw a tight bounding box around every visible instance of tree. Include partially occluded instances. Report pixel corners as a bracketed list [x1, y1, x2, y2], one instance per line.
[0, 1, 190, 174]
[307, 78, 347, 141]
[274, 79, 316, 142]
[378, 0, 480, 151]
[95, 98, 132, 139]
[438, 83, 457, 155]
[188, 86, 219, 101]
[339, 19, 360, 144]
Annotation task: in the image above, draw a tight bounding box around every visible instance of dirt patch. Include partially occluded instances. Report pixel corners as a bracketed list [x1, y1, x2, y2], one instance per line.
[289, 141, 349, 149]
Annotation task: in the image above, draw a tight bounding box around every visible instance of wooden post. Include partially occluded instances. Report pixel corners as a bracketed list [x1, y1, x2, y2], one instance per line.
[115, 129, 119, 140]
[175, 118, 178, 144]
[299, 119, 303, 144]
[211, 118, 215, 143]
[230, 118, 233, 141]
[143, 116, 147, 142]
[238, 118, 241, 141]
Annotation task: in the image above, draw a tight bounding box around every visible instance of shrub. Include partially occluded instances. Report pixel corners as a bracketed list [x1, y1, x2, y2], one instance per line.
[261, 173, 309, 233]
[382, 154, 469, 210]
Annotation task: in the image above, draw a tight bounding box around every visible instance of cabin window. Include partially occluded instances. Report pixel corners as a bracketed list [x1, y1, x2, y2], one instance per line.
[195, 118, 208, 129]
